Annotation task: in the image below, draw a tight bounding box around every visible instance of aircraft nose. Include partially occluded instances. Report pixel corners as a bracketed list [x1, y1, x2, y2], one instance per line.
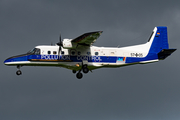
[4, 57, 13, 65]
[4, 53, 29, 65]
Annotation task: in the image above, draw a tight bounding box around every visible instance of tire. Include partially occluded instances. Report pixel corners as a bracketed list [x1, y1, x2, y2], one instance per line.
[16, 70, 22, 75]
[83, 67, 89, 74]
[76, 72, 83, 79]
[72, 70, 76, 74]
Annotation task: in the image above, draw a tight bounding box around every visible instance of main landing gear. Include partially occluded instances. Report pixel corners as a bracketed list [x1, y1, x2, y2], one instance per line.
[16, 65, 22, 75]
[82, 65, 89, 74]
[76, 72, 83, 79]
[72, 64, 89, 79]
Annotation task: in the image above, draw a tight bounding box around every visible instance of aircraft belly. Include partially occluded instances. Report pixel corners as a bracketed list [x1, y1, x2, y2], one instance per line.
[4, 61, 30, 66]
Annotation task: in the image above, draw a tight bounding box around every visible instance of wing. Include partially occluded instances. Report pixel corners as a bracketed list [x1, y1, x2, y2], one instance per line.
[71, 31, 103, 46]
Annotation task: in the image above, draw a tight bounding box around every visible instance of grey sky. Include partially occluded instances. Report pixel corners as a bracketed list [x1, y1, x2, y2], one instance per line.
[0, 0, 180, 120]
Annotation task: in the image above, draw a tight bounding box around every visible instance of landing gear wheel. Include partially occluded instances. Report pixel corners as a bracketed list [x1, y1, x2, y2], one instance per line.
[83, 67, 89, 74]
[76, 72, 83, 79]
[16, 70, 22, 75]
[72, 70, 76, 74]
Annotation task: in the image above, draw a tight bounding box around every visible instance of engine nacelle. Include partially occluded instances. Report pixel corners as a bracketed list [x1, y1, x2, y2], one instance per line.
[62, 39, 76, 49]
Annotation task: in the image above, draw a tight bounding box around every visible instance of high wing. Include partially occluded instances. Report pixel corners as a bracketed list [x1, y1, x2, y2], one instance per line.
[71, 31, 103, 46]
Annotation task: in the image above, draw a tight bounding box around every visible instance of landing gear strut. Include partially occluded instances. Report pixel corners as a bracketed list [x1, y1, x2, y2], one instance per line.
[82, 65, 89, 74]
[16, 65, 22, 75]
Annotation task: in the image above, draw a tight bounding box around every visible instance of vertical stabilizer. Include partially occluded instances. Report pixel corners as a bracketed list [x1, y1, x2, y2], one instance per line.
[148, 26, 169, 54]
[147, 26, 176, 59]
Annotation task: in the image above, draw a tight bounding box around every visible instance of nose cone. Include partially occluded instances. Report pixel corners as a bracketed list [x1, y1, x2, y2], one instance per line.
[4, 53, 29, 66]
[4, 58, 12, 65]
[4, 56, 16, 65]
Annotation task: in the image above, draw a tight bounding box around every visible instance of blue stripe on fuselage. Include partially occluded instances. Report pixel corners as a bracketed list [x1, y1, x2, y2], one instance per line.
[30, 54, 157, 63]
[29, 55, 118, 63]
[125, 53, 158, 63]
[4, 55, 28, 63]
[4, 53, 158, 64]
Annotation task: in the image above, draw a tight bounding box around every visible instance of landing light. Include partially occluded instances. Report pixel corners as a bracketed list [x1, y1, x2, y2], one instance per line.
[76, 63, 80, 67]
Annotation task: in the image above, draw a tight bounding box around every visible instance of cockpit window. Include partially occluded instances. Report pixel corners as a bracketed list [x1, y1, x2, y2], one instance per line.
[35, 49, 40, 55]
[27, 48, 36, 54]
[27, 48, 40, 55]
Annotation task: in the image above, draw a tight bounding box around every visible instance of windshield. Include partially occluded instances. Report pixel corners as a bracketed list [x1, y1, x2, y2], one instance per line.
[27, 48, 40, 55]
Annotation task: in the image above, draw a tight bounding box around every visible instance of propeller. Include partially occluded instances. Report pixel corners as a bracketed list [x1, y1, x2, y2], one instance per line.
[56, 34, 63, 59]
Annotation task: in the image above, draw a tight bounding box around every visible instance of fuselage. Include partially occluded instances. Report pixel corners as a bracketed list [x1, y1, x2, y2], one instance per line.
[4, 26, 176, 79]
[4, 41, 159, 71]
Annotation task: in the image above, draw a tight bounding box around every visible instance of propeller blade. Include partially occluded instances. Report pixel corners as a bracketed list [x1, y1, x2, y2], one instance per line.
[58, 46, 61, 57]
[59, 34, 62, 43]
[57, 34, 62, 46]
[57, 33, 63, 59]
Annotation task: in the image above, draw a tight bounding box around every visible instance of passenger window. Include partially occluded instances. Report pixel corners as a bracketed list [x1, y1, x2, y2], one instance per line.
[35, 49, 40, 55]
[95, 52, 99, 55]
[61, 51, 64, 55]
[53, 51, 57, 55]
[78, 51, 81, 55]
[48, 51, 51, 54]
[71, 51, 75, 55]
[70, 50, 76, 56]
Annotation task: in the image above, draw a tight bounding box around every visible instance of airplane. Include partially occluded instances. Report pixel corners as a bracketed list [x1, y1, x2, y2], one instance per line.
[4, 26, 176, 79]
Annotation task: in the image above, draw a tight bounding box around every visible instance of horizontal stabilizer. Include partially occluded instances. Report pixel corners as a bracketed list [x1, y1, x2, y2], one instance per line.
[158, 49, 176, 60]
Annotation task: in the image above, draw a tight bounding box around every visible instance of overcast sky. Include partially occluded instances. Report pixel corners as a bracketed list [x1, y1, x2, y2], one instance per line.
[0, 0, 180, 120]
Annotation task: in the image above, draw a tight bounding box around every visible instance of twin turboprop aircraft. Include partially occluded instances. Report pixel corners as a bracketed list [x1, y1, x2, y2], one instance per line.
[4, 26, 176, 79]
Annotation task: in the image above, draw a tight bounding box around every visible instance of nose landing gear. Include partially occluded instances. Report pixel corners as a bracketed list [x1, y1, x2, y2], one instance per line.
[16, 65, 22, 75]
[16, 70, 22, 75]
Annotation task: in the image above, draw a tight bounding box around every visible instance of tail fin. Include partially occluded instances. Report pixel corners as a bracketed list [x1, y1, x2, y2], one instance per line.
[148, 26, 176, 59]
[148, 26, 169, 53]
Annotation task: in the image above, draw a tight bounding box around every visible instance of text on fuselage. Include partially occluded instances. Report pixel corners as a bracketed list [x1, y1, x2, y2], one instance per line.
[41, 55, 102, 62]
